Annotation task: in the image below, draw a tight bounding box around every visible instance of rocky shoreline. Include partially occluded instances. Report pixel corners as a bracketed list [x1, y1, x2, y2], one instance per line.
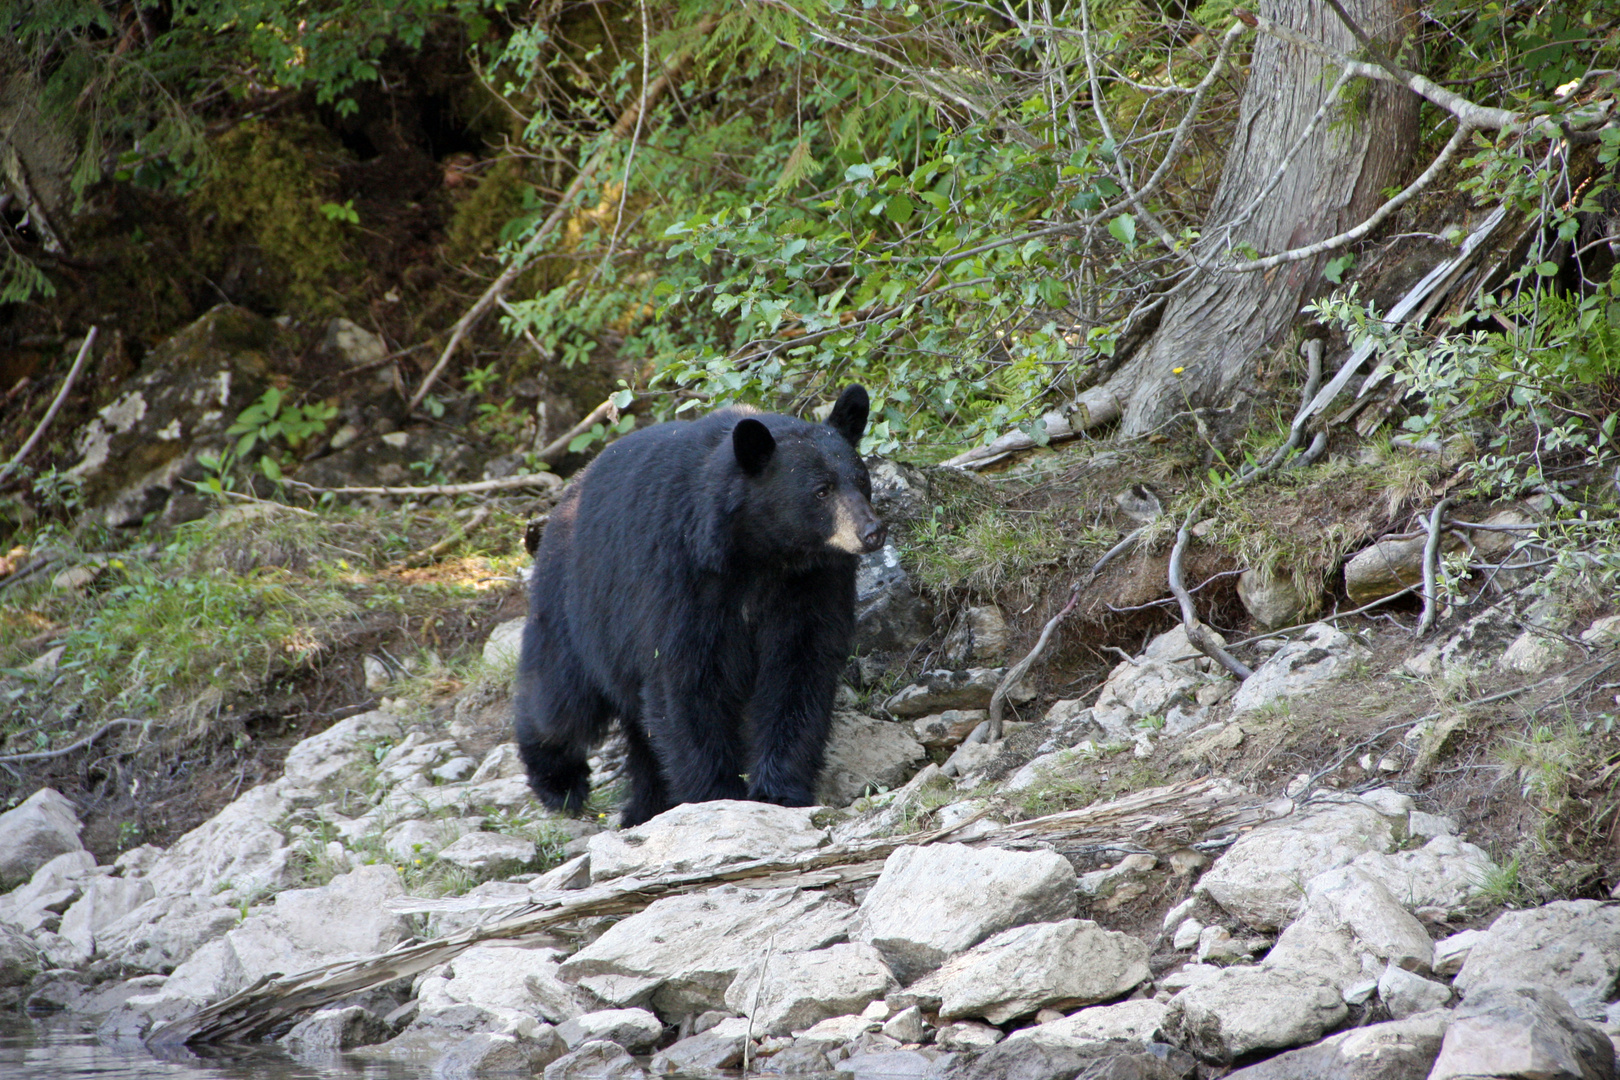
[3, 593, 1620, 1080]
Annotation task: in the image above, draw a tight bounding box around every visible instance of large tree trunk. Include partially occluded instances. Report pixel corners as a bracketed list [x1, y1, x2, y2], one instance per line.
[1103, 0, 1419, 438]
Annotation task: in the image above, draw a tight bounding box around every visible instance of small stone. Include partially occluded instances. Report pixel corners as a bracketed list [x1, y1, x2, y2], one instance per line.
[1173, 919, 1203, 952]
[1162, 896, 1198, 932]
[1196, 925, 1247, 964]
[1377, 963, 1451, 1019]
[364, 656, 392, 692]
[543, 1040, 648, 1080]
[436, 833, 536, 873]
[934, 1021, 1002, 1051]
[556, 1009, 663, 1052]
[1431, 929, 1485, 977]
[881, 1005, 928, 1044]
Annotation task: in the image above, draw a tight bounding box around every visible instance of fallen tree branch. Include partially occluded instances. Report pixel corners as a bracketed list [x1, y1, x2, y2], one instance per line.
[281, 473, 562, 498]
[407, 15, 718, 414]
[149, 777, 1261, 1048]
[534, 396, 619, 466]
[1416, 497, 1455, 637]
[0, 717, 141, 764]
[1168, 502, 1252, 680]
[0, 327, 96, 485]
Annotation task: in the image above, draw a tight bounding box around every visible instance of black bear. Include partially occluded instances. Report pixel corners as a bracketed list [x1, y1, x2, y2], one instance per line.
[514, 386, 886, 827]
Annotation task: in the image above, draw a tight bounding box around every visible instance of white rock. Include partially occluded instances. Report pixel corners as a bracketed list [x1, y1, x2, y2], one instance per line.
[58, 876, 153, 958]
[142, 783, 294, 898]
[555, 1009, 663, 1052]
[1406, 811, 1455, 839]
[1172, 919, 1204, 952]
[1004, 999, 1167, 1049]
[1377, 962, 1451, 1018]
[1454, 900, 1620, 1018]
[881, 1005, 927, 1044]
[560, 886, 855, 1019]
[883, 669, 1011, 718]
[817, 711, 928, 806]
[1429, 984, 1612, 1080]
[1160, 965, 1348, 1064]
[279, 710, 403, 790]
[97, 895, 242, 974]
[1238, 568, 1306, 631]
[362, 656, 391, 693]
[1076, 853, 1156, 899]
[1218, 1010, 1448, 1080]
[1198, 799, 1397, 929]
[1347, 833, 1493, 911]
[543, 1040, 648, 1080]
[483, 618, 526, 667]
[0, 789, 84, 888]
[469, 743, 527, 784]
[1580, 614, 1620, 646]
[0, 849, 96, 931]
[383, 818, 482, 862]
[1301, 865, 1434, 972]
[795, 1013, 879, 1044]
[723, 943, 897, 1037]
[913, 710, 989, 750]
[440, 943, 581, 1023]
[437, 833, 536, 873]
[904, 919, 1149, 1024]
[1228, 624, 1370, 716]
[1432, 928, 1486, 977]
[1196, 925, 1249, 964]
[586, 802, 826, 882]
[159, 865, 410, 1007]
[934, 1021, 1002, 1051]
[1161, 896, 1197, 932]
[855, 843, 1077, 982]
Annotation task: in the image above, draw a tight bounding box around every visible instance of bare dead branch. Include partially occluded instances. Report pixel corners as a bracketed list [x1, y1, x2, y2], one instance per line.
[0, 717, 142, 764]
[1417, 497, 1455, 637]
[0, 327, 97, 484]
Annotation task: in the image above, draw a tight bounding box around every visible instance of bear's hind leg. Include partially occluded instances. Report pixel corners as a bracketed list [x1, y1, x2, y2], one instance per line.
[618, 717, 674, 828]
[515, 618, 611, 813]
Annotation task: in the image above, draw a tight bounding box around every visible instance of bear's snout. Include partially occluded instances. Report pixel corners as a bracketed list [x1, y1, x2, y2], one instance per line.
[860, 516, 887, 553]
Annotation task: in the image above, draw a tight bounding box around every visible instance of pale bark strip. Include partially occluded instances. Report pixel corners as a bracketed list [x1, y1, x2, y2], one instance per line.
[281, 473, 562, 498]
[1416, 497, 1455, 637]
[407, 14, 718, 414]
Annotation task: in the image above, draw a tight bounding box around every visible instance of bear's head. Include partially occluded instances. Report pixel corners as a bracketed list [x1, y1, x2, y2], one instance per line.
[729, 385, 887, 563]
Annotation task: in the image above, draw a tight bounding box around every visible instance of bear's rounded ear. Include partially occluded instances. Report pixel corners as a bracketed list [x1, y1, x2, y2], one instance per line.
[733, 418, 776, 475]
[826, 384, 869, 446]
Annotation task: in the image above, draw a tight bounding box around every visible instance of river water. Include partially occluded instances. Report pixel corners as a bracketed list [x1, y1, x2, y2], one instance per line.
[0, 1017, 424, 1080]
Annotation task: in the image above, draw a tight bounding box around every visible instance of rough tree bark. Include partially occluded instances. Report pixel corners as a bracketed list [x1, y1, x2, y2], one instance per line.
[1100, 0, 1419, 438]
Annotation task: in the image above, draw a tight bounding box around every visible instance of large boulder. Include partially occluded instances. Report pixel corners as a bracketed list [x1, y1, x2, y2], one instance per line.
[1160, 966, 1348, 1064]
[1428, 984, 1613, 1080]
[97, 895, 242, 974]
[585, 802, 827, 882]
[0, 788, 84, 888]
[58, 876, 154, 959]
[1220, 1009, 1447, 1080]
[1002, 1000, 1168, 1050]
[423, 943, 582, 1024]
[855, 844, 1077, 982]
[817, 711, 928, 805]
[142, 782, 294, 899]
[1228, 623, 1370, 716]
[724, 943, 897, 1036]
[1198, 797, 1398, 929]
[855, 543, 933, 654]
[903, 920, 1149, 1024]
[279, 709, 404, 790]
[1454, 900, 1620, 1019]
[1263, 866, 1434, 989]
[559, 886, 856, 1019]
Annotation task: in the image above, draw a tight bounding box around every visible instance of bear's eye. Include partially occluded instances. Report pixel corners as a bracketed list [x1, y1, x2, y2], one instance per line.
[815, 484, 831, 500]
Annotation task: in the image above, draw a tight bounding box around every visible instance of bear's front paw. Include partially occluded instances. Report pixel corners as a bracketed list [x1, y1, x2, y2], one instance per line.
[748, 787, 815, 808]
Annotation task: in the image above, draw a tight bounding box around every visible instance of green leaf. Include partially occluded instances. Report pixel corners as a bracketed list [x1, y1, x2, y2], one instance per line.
[1107, 214, 1137, 248]
[1536, 261, 1560, 276]
[1323, 253, 1355, 284]
[884, 194, 914, 225]
[611, 389, 635, 410]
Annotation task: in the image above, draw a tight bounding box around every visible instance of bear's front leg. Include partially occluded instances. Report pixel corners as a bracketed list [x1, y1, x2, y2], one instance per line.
[641, 671, 750, 808]
[747, 587, 851, 807]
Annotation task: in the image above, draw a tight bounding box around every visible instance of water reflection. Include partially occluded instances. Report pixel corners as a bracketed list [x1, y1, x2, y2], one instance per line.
[0, 1017, 425, 1080]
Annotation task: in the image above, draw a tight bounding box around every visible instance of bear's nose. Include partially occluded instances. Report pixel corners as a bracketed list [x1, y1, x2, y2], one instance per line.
[861, 520, 887, 552]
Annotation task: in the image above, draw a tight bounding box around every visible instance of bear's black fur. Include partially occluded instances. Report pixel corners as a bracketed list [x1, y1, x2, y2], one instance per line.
[514, 385, 886, 827]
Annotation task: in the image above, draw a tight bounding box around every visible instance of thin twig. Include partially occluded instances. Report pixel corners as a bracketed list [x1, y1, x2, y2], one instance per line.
[535, 397, 620, 466]
[0, 327, 97, 484]
[1416, 497, 1454, 637]
[1168, 502, 1253, 680]
[742, 933, 775, 1076]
